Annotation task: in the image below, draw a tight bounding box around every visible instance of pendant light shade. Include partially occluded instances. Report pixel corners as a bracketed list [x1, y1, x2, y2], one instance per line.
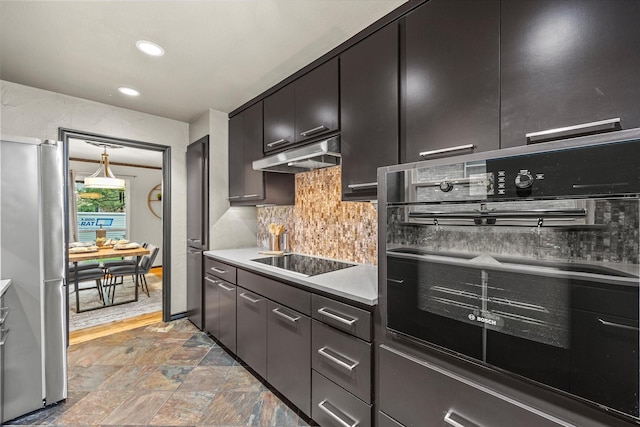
[84, 145, 125, 189]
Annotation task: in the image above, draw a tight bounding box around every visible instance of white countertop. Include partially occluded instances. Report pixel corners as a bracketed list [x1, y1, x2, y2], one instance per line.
[0, 279, 11, 297]
[203, 248, 378, 306]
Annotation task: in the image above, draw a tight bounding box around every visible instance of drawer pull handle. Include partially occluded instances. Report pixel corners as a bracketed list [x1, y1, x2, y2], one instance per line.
[598, 318, 639, 332]
[347, 182, 378, 190]
[243, 194, 259, 198]
[317, 307, 357, 326]
[419, 144, 475, 158]
[318, 346, 359, 371]
[300, 125, 327, 137]
[210, 267, 227, 274]
[526, 118, 621, 144]
[0, 328, 9, 346]
[239, 292, 260, 304]
[228, 195, 241, 200]
[272, 307, 300, 323]
[387, 278, 404, 285]
[317, 400, 359, 427]
[204, 276, 218, 286]
[444, 409, 481, 427]
[217, 283, 235, 292]
[0, 307, 9, 324]
[266, 138, 289, 148]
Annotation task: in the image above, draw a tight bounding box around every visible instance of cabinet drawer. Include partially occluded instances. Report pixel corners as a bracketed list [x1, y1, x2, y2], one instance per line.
[312, 294, 371, 341]
[312, 320, 371, 403]
[379, 345, 563, 427]
[312, 370, 371, 427]
[238, 269, 310, 315]
[204, 257, 237, 284]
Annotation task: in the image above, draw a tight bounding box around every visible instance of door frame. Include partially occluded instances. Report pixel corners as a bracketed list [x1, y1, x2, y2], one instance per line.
[59, 128, 172, 323]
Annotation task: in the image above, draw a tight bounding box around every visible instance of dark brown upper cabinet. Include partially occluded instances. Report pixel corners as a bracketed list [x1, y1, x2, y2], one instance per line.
[401, 0, 500, 163]
[263, 58, 339, 153]
[229, 102, 294, 206]
[263, 84, 295, 153]
[229, 102, 265, 203]
[501, 0, 640, 148]
[294, 58, 339, 143]
[341, 23, 399, 201]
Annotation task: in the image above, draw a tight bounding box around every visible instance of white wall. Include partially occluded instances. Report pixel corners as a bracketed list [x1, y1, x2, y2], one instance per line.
[1, 80, 189, 315]
[70, 160, 164, 265]
[190, 110, 258, 249]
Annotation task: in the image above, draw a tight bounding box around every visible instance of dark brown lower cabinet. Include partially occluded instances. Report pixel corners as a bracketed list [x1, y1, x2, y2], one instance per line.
[217, 281, 236, 353]
[267, 301, 311, 416]
[312, 371, 372, 427]
[236, 288, 267, 379]
[203, 276, 219, 338]
[204, 274, 236, 353]
[311, 320, 371, 403]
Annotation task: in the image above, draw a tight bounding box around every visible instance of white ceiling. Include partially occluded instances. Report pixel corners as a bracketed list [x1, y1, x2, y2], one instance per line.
[0, 0, 406, 123]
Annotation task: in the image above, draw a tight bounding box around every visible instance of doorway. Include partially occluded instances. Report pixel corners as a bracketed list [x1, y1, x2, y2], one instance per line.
[59, 128, 172, 331]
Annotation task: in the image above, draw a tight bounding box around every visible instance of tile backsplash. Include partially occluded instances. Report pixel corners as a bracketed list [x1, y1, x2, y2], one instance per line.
[257, 166, 378, 265]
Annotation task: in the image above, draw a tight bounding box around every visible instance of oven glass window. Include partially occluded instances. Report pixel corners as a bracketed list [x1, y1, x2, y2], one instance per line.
[386, 197, 640, 419]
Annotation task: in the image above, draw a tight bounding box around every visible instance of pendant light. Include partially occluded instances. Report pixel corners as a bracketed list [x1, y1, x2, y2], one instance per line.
[84, 143, 125, 189]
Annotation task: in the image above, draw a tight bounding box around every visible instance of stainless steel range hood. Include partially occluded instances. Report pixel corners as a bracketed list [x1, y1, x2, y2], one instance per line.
[252, 135, 340, 173]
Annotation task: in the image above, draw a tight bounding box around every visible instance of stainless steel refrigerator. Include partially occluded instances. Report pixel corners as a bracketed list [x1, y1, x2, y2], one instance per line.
[186, 136, 209, 329]
[0, 136, 67, 422]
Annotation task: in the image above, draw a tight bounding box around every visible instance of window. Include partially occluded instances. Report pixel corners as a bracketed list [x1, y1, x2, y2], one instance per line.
[75, 182, 127, 242]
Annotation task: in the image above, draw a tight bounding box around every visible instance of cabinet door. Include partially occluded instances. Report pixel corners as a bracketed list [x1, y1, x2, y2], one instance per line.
[228, 113, 244, 202]
[187, 136, 208, 248]
[402, 0, 499, 163]
[217, 280, 237, 353]
[501, 0, 640, 148]
[236, 288, 267, 378]
[187, 249, 203, 330]
[341, 23, 398, 201]
[295, 58, 339, 143]
[242, 102, 265, 201]
[204, 276, 219, 337]
[267, 300, 311, 416]
[264, 84, 295, 152]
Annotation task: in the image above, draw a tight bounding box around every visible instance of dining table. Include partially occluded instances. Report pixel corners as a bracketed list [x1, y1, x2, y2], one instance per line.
[68, 245, 150, 313]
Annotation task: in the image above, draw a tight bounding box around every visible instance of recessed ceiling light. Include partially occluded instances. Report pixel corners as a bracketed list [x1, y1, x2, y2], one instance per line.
[136, 40, 165, 57]
[118, 87, 140, 97]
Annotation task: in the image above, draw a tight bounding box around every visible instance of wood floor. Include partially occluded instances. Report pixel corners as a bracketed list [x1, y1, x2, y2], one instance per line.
[69, 266, 164, 345]
[69, 310, 163, 345]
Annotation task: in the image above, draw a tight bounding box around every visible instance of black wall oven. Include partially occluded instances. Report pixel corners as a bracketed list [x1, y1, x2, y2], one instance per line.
[382, 130, 640, 422]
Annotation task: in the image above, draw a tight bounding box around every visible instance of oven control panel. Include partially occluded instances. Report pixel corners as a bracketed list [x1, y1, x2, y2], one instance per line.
[486, 139, 640, 199]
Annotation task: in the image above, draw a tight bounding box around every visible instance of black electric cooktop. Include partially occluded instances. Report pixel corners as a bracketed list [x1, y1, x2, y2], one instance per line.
[251, 254, 356, 277]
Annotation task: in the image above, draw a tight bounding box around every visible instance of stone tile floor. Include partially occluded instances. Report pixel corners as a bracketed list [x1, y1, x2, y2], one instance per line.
[6, 318, 313, 426]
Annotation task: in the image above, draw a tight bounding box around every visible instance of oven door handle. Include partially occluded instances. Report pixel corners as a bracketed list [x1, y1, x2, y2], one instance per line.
[598, 318, 639, 332]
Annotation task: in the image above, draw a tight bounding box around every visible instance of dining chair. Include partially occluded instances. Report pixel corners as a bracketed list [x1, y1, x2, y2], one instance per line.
[102, 242, 148, 284]
[104, 244, 159, 300]
[68, 263, 106, 310]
